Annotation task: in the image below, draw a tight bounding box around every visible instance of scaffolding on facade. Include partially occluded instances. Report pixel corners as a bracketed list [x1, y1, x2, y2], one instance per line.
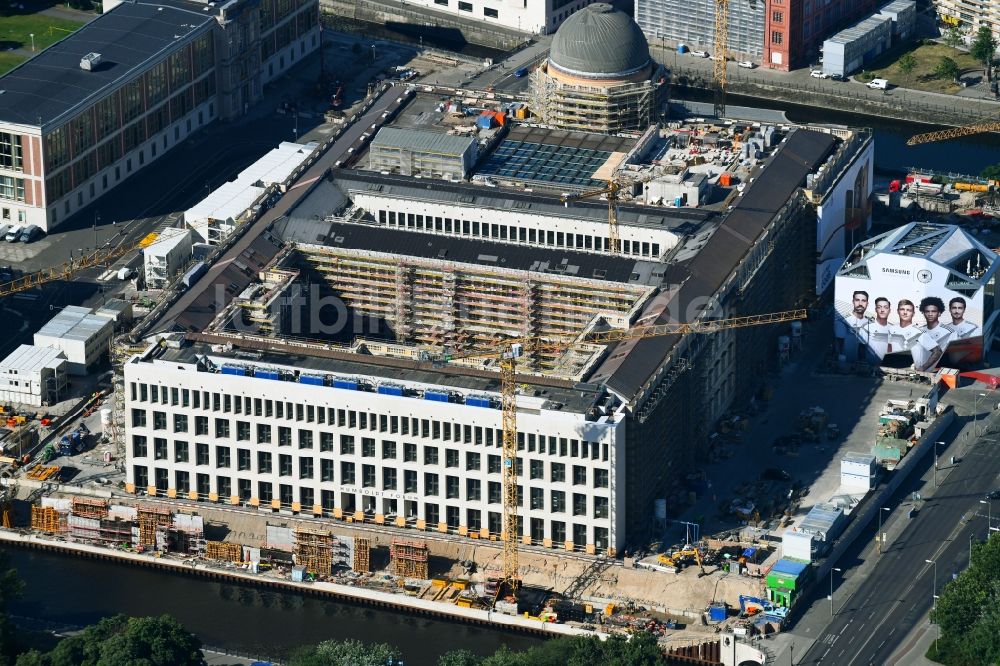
[137, 505, 172, 548]
[72, 497, 109, 520]
[528, 70, 654, 134]
[391, 539, 429, 579]
[206, 541, 244, 562]
[289, 246, 651, 380]
[30, 506, 65, 532]
[353, 538, 371, 573]
[294, 527, 334, 575]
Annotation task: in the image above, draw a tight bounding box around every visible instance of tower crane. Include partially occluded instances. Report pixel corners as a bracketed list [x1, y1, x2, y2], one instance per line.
[561, 181, 622, 254]
[0, 232, 158, 298]
[560, 172, 661, 256]
[907, 117, 1000, 145]
[435, 308, 807, 599]
[714, 0, 730, 117]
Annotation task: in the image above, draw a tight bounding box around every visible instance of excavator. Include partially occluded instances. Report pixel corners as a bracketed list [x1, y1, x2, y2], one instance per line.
[657, 547, 706, 574]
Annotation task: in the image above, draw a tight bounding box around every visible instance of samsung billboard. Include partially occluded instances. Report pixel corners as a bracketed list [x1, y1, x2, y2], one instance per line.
[834, 224, 997, 370]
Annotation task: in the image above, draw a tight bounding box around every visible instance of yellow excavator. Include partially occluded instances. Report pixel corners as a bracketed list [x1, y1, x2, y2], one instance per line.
[657, 547, 705, 574]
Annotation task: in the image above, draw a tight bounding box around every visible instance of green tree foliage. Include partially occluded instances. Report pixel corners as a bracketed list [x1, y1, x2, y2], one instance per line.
[15, 615, 205, 666]
[944, 27, 964, 49]
[288, 638, 401, 666]
[482, 634, 668, 666]
[898, 52, 917, 86]
[982, 163, 1000, 180]
[0, 550, 24, 665]
[971, 25, 997, 67]
[437, 649, 482, 666]
[934, 56, 960, 81]
[932, 533, 1000, 665]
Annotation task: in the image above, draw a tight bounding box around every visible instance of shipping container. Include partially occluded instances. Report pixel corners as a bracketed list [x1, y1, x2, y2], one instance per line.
[221, 366, 247, 376]
[378, 385, 404, 396]
[256, 370, 281, 381]
[466, 396, 492, 408]
[333, 379, 358, 391]
[299, 375, 325, 386]
[424, 391, 449, 402]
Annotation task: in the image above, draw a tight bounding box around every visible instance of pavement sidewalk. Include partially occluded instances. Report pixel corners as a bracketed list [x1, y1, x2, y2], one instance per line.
[886, 618, 940, 666]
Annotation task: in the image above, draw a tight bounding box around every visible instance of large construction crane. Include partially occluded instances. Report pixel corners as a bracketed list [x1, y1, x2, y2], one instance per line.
[561, 181, 622, 254]
[438, 308, 807, 598]
[0, 232, 158, 298]
[714, 0, 730, 117]
[907, 119, 1000, 145]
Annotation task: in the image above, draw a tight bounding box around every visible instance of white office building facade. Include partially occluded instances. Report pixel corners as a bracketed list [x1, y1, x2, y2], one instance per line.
[124, 350, 626, 554]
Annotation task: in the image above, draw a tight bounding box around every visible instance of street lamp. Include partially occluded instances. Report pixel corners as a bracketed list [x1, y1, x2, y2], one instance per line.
[829, 567, 841, 618]
[371, 44, 376, 64]
[926, 559, 937, 609]
[981, 498, 992, 532]
[975, 392, 987, 436]
[934, 441, 944, 486]
[878, 507, 890, 554]
[29, 33, 34, 52]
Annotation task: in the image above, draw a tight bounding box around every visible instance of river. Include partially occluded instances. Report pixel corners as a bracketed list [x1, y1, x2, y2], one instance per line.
[2, 547, 543, 665]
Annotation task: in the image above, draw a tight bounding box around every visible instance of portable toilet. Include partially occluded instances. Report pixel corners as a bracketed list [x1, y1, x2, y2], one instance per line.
[677, 44, 689, 54]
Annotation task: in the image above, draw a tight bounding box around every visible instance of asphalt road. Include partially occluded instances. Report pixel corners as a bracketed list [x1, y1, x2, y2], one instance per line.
[797, 414, 1000, 666]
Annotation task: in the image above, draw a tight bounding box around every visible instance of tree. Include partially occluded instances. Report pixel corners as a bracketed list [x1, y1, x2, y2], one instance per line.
[934, 56, 960, 81]
[943, 26, 964, 49]
[982, 163, 1000, 180]
[288, 639, 401, 666]
[19, 615, 205, 666]
[898, 52, 917, 87]
[971, 25, 997, 81]
[437, 650, 481, 666]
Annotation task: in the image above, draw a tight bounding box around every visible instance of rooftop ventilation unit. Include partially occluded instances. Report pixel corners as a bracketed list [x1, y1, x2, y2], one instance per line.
[80, 53, 102, 71]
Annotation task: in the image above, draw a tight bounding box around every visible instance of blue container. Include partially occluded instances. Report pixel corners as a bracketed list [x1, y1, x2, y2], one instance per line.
[477, 114, 494, 129]
[299, 375, 325, 386]
[333, 379, 358, 391]
[424, 391, 449, 403]
[466, 396, 491, 408]
[677, 44, 689, 54]
[708, 603, 727, 622]
[256, 370, 280, 381]
[221, 366, 246, 376]
[674, 196, 683, 207]
[378, 385, 404, 396]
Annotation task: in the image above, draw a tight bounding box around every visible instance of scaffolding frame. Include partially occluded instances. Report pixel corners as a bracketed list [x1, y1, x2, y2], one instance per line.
[72, 497, 109, 520]
[206, 541, 243, 562]
[528, 69, 654, 134]
[30, 506, 65, 532]
[353, 538, 371, 573]
[391, 539, 429, 579]
[137, 505, 171, 547]
[294, 527, 334, 575]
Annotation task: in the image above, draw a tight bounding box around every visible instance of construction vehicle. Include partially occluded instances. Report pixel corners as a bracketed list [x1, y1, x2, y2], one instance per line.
[435, 308, 807, 600]
[0, 232, 158, 298]
[657, 547, 705, 573]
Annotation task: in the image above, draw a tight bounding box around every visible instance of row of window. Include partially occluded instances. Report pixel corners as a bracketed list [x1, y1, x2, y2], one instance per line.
[131, 464, 609, 518]
[375, 209, 662, 258]
[0, 132, 23, 172]
[130, 435, 611, 488]
[129, 383, 609, 461]
[134, 463, 611, 546]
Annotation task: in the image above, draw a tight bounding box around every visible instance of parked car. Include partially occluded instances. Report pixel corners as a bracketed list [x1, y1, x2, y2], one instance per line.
[810, 69, 829, 79]
[0, 224, 9, 241]
[867, 78, 889, 90]
[829, 73, 847, 82]
[18, 225, 41, 243]
[737, 61, 756, 69]
[691, 50, 710, 58]
[513, 67, 529, 78]
[4, 224, 23, 242]
[985, 489, 1000, 500]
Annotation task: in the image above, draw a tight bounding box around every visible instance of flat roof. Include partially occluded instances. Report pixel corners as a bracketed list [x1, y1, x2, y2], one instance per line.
[35, 307, 112, 344]
[0, 0, 214, 127]
[152, 340, 601, 414]
[273, 218, 660, 286]
[370, 127, 474, 156]
[146, 227, 192, 256]
[0, 344, 66, 372]
[330, 169, 712, 232]
[186, 141, 318, 224]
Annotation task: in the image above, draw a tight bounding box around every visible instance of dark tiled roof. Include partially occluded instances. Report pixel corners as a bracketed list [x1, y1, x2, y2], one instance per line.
[596, 129, 837, 399]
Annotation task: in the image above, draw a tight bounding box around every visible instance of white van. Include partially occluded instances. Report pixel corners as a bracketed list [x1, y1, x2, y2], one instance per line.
[4, 224, 24, 242]
[866, 78, 889, 90]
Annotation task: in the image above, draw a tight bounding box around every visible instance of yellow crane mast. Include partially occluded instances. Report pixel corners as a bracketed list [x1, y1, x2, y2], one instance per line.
[561, 181, 622, 254]
[714, 0, 730, 117]
[440, 308, 807, 598]
[0, 232, 158, 298]
[907, 121, 1000, 146]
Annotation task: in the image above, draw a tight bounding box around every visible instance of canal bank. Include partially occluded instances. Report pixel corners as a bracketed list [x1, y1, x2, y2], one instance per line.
[0, 540, 547, 666]
[667, 62, 999, 130]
